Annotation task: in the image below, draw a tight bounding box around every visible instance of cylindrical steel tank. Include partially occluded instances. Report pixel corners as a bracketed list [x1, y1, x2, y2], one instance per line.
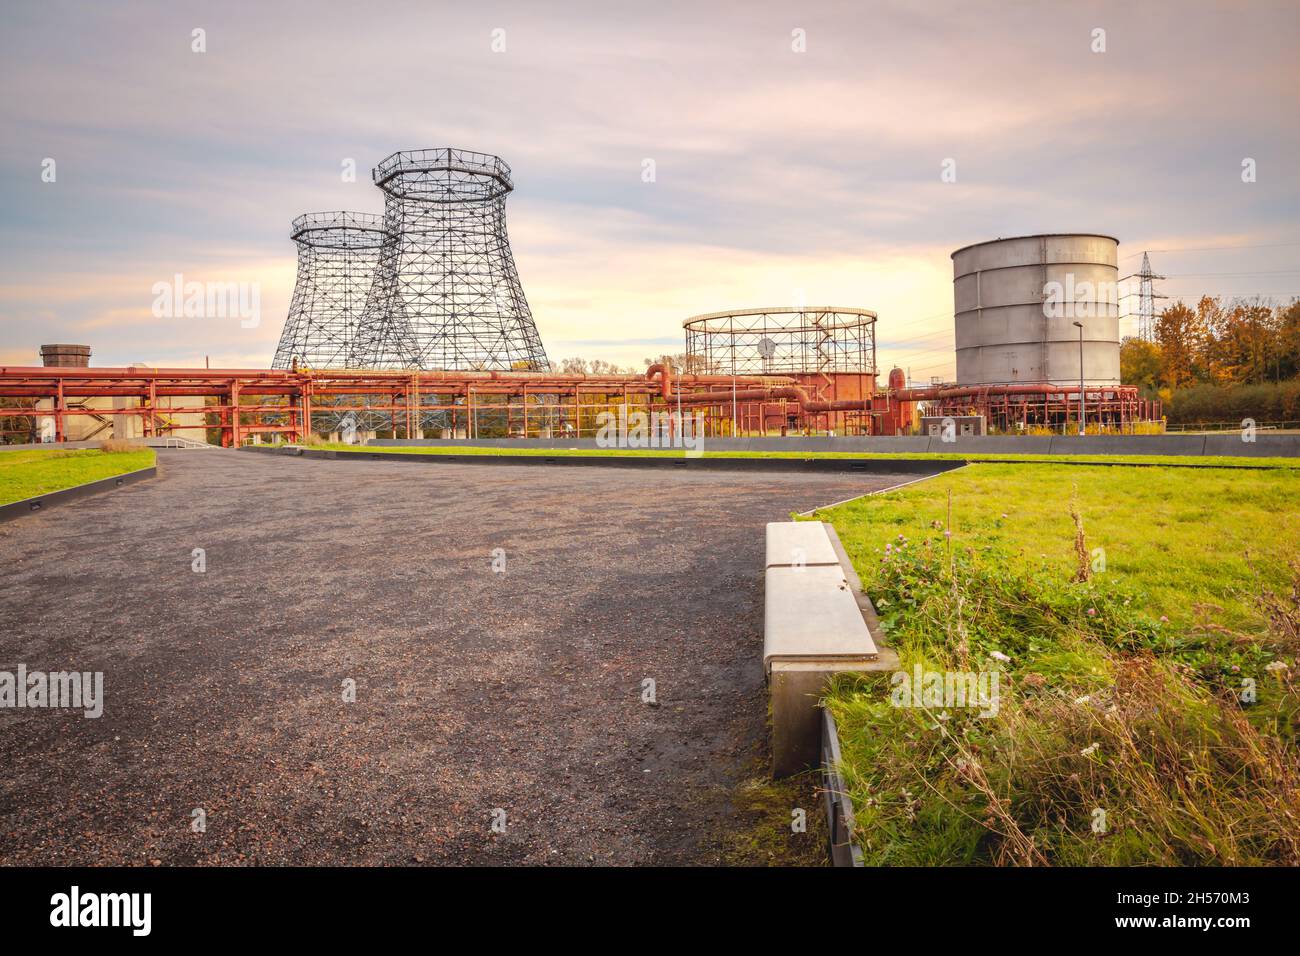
[951, 234, 1120, 386]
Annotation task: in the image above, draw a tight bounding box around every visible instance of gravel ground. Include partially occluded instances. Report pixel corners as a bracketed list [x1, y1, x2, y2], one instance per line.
[0, 450, 917, 866]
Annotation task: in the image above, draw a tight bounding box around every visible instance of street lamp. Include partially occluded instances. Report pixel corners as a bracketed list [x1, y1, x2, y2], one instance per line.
[1072, 321, 1085, 437]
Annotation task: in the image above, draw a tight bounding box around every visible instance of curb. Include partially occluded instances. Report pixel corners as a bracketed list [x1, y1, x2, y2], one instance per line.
[0, 466, 157, 523]
[822, 709, 864, 867]
[241, 445, 967, 476]
[366, 433, 1300, 458]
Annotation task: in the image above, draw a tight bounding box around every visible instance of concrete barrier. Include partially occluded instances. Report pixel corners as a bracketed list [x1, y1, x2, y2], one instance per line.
[1202, 433, 1298, 458]
[764, 521, 897, 777]
[1047, 434, 1208, 456]
[937, 435, 1054, 455]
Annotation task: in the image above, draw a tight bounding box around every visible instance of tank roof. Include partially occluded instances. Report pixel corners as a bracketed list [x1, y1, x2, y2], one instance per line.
[950, 233, 1120, 259]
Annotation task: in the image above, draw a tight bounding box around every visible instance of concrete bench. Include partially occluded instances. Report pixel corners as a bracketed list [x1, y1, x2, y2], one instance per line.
[764, 521, 897, 777]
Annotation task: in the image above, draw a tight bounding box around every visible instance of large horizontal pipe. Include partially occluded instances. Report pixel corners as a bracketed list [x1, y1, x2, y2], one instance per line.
[0, 364, 776, 387]
[646, 364, 870, 413]
[898, 383, 1137, 401]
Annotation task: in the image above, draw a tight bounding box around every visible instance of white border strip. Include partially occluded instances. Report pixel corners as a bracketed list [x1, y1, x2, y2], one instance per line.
[796, 464, 966, 517]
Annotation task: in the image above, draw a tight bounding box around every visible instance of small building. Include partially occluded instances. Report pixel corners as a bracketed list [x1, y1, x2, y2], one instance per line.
[922, 414, 986, 440]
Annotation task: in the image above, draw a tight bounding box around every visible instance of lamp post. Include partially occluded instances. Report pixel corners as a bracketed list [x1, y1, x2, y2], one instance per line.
[676, 361, 686, 447]
[732, 373, 737, 438]
[1072, 321, 1085, 437]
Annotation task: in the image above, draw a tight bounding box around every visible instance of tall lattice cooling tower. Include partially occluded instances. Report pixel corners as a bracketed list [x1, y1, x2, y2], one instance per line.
[272, 212, 390, 369]
[350, 148, 551, 371]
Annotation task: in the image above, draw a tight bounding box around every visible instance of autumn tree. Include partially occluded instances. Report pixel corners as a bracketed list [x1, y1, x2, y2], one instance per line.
[1277, 301, 1300, 380]
[1119, 337, 1163, 396]
[557, 357, 639, 375]
[643, 352, 709, 374]
[1155, 301, 1209, 390]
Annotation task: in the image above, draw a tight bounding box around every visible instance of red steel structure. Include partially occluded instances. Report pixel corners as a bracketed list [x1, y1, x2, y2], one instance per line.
[0, 364, 1151, 445]
[0, 364, 859, 445]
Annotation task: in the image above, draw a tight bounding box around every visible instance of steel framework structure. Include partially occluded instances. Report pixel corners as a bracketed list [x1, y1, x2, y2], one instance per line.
[350, 148, 551, 371]
[272, 212, 391, 370]
[918, 383, 1148, 431]
[0, 365, 1159, 445]
[0, 366, 778, 445]
[684, 307, 877, 376]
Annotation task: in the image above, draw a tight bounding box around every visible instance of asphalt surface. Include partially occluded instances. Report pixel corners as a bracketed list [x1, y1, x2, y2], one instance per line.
[0, 450, 918, 865]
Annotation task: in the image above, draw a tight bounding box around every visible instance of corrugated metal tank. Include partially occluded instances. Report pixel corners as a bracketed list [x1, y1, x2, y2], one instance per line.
[952, 234, 1120, 386]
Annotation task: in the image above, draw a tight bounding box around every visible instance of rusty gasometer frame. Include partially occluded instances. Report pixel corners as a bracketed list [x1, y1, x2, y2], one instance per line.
[681, 307, 879, 433]
[684, 307, 877, 377]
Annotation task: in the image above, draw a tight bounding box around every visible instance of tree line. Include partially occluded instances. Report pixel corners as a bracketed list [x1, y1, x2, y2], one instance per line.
[1121, 297, 1300, 423]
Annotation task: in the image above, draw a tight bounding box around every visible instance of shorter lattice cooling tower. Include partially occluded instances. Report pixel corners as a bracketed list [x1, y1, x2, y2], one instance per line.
[273, 212, 392, 370]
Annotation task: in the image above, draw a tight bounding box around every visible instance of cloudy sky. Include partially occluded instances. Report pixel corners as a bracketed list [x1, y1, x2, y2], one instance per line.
[2, 0, 1298, 378]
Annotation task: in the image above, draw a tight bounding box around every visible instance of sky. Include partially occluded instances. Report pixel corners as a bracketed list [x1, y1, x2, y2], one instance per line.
[2, 0, 1298, 380]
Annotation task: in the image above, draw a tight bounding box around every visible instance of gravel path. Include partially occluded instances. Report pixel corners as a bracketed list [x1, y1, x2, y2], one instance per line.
[0, 450, 916, 865]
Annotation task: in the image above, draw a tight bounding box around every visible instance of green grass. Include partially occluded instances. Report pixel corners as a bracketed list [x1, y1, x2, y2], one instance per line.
[300, 441, 1300, 470]
[0, 447, 156, 505]
[812, 463, 1300, 866]
[813, 462, 1300, 632]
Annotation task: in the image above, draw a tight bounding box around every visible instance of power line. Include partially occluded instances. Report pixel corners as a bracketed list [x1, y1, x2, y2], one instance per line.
[1118, 240, 1300, 261]
[1160, 270, 1300, 277]
[878, 343, 956, 363]
[878, 329, 954, 350]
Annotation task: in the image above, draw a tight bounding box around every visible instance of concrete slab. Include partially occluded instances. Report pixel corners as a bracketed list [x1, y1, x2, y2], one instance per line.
[764, 565, 878, 669]
[765, 521, 838, 568]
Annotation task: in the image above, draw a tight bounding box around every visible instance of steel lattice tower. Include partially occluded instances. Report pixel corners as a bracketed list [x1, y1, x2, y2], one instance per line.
[351, 148, 550, 371]
[1135, 251, 1166, 343]
[272, 212, 392, 369]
